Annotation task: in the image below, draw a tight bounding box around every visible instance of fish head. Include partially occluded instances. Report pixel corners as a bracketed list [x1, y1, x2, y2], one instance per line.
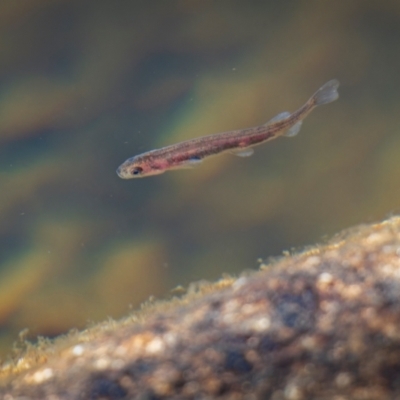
[116, 154, 166, 179]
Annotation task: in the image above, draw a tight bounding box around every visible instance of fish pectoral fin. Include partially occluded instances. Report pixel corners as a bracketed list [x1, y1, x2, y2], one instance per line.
[264, 111, 290, 125]
[284, 121, 302, 137]
[230, 148, 254, 157]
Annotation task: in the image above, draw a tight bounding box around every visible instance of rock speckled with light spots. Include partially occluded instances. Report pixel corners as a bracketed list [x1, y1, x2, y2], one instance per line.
[2, 217, 400, 399]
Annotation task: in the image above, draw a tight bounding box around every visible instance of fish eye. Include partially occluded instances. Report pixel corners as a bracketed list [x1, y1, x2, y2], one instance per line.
[132, 166, 143, 175]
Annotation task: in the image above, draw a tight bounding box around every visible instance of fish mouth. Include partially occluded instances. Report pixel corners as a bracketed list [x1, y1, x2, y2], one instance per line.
[116, 165, 129, 179]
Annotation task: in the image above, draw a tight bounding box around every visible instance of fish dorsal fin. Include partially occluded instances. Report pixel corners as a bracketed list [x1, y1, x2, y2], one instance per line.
[265, 111, 290, 125]
[230, 148, 254, 157]
[284, 120, 302, 137]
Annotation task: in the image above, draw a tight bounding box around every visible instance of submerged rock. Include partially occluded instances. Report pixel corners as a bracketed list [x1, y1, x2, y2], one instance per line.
[2, 217, 400, 399]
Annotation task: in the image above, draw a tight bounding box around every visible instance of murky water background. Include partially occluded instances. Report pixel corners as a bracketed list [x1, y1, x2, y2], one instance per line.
[1, 0, 400, 358]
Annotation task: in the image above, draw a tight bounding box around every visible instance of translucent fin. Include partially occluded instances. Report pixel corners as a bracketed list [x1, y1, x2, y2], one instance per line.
[284, 121, 302, 137]
[185, 157, 203, 167]
[265, 111, 290, 125]
[176, 156, 203, 169]
[313, 79, 339, 106]
[230, 148, 254, 157]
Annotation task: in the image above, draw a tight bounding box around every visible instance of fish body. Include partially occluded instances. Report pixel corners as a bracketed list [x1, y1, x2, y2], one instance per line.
[117, 79, 339, 179]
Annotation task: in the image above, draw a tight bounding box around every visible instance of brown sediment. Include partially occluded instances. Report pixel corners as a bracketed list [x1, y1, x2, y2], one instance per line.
[2, 216, 400, 399]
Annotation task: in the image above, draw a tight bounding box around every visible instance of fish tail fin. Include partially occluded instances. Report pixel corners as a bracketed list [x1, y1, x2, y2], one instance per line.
[312, 79, 340, 106]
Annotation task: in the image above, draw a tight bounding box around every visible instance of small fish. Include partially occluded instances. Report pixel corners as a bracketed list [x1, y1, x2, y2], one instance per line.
[117, 79, 339, 179]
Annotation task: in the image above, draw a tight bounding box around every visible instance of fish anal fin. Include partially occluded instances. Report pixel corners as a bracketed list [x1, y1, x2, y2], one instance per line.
[230, 148, 254, 157]
[284, 121, 302, 137]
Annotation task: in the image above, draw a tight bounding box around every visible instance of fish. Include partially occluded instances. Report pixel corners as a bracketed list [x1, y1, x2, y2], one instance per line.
[116, 79, 339, 179]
